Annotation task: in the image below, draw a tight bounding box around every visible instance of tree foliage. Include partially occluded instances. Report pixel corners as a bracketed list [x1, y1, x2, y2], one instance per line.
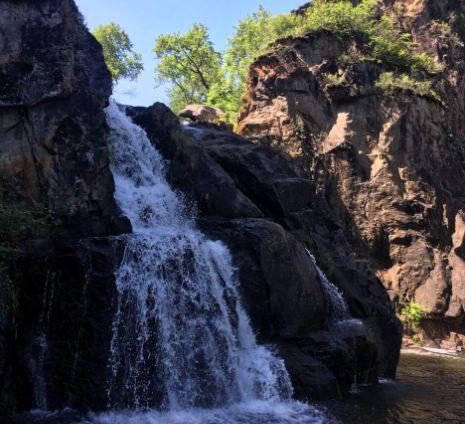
[93, 22, 143, 83]
[154, 0, 439, 122]
[154, 24, 222, 112]
[220, 7, 299, 120]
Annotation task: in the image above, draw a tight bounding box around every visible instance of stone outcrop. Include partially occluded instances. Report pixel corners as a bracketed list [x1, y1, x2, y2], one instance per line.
[0, 0, 128, 415]
[127, 104, 402, 399]
[0, 0, 128, 237]
[237, 0, 465, 347]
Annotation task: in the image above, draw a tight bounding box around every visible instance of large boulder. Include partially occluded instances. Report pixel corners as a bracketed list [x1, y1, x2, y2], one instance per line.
[178, 104, 224, 123]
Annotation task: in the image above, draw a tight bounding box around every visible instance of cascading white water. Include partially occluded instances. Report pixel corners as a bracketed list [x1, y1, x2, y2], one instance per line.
[100, 104, 328, 423]
[306, 251, 349, 323]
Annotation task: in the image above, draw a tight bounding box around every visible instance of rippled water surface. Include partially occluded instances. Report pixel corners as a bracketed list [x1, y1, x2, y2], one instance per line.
[15, 354, 465, 423]
[320, 353, 465, 424]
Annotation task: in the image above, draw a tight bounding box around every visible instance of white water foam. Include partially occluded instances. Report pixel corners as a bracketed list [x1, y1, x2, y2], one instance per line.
[90, 400, 328, 424]
[102, 103, 328, 423]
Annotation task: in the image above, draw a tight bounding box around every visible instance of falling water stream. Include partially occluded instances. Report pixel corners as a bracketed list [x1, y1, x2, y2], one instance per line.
[306, 251, 349, 323]
[89, 104, 328, 423]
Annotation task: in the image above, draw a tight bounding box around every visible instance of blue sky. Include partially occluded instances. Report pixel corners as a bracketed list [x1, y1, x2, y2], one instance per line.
[75, 0, 304, 106]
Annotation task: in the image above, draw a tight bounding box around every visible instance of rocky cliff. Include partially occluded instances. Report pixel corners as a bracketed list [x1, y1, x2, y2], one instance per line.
[1, 0, 403, 418]
[0, 0, 128, 414]
[238, 0, 465, 348]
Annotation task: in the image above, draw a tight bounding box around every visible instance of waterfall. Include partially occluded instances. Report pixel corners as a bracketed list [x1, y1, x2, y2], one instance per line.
[28, 270, 56, 411]
[104, 103, 304, 416]
[306, 251, 349, 322]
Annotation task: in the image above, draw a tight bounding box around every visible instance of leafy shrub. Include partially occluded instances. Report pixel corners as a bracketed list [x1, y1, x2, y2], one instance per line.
[295, 0, 377, 37]
[322, 72, 347, 89]
[401, 301, 426, 331]
[296, 2, 438, 73]
[376, 72, 441, 103]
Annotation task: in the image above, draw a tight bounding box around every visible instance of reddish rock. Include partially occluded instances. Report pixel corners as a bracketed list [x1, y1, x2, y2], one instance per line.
[237, 0, 465, 346]
[178, 104, 224, 123]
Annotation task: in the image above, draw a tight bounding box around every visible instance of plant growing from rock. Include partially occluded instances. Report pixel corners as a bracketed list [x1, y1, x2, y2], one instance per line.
[376, 72, 442, 103]
[322, 72, 348, 89]
[401, 301, 426, 334]
[0, 201, 49, 334]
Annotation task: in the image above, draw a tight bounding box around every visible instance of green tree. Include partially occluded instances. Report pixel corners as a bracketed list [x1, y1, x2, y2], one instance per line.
[221, 6, 298, 116]
[153, 1, 438, 123]
[93, 22, 143, 83]
[154, 24, 222, 112]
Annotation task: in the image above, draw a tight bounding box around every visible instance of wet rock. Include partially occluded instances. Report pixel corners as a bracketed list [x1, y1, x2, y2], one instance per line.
[132, 100, 402, 397]
[277, 343, 337, 400]
[13, 238, 124, 412]
[203, 218, 327, 339]
[126, 104, 263, 219]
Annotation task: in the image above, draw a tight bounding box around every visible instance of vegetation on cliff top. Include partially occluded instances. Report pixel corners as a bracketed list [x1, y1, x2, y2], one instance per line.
[153, 0, 442, 122]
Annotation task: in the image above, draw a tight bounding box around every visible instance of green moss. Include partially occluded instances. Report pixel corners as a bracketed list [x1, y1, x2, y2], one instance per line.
[0, 201, 49, 267]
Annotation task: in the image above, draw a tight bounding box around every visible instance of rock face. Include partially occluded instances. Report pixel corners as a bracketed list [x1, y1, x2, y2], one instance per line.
[0, 0, 128, 415]
[0, 0, 403, 417]
[0, 0, 127, 237]
[237, 0, 465, 347]
[128, 104, 402, 399]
